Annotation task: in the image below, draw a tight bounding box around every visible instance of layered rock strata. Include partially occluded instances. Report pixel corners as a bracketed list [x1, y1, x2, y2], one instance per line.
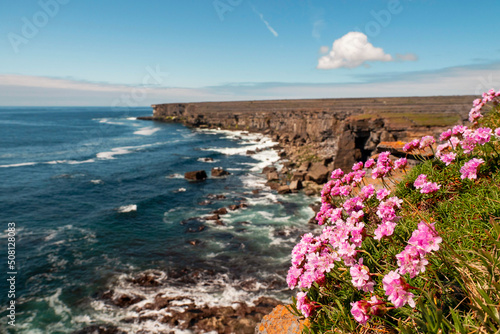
[145, 96, 473, 171]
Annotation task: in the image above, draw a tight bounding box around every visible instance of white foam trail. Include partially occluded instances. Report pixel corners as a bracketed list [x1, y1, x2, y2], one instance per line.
[117, 204, 137, 213]
[134, 127, 160, 136]
[95, 118, 126, 126]
[90, 179, 103, 184]
[0, 161, 37, 168]
[126, 117, 137, 120]
[166, 173, 184, 179]
[96, 142, 164, 160]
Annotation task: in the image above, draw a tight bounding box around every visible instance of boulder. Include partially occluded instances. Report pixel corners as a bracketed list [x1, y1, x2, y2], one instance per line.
[267, 172, 280, 181]
[305, 162, 330, 184]
[291, 171, 306, 181]
[228, 204, 239, 211]
[184, 170, 207, 181]
[297, 162, 311, 172]
[289, 180, 303, 191]
[211, 167, 230, 177]
[262, 166, 277, 174]
[265, 181, 281, 190]
[277, 185, 291, 194]
[246, 150, 256, 155]
[213, 208, 228, 215]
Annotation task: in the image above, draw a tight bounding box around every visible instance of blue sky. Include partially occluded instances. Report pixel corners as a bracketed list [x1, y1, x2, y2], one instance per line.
[1, 0, 500, 106]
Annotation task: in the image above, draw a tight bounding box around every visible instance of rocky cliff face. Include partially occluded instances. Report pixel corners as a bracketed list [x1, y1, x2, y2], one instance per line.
[148, 96, 473, 170]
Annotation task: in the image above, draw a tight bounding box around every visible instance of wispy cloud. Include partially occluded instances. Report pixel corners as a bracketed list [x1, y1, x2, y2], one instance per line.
[250, 5, 278, 37]
[2, 63, 499, 106]
[312, 19, 326, 40]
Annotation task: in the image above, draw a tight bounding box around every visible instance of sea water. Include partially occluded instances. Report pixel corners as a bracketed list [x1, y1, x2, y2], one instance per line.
[0, 107, 318, 333]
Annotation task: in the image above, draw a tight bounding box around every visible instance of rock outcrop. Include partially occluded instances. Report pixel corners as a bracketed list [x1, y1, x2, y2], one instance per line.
[146, 96, 473, 171]
[185, 170, 207, 181]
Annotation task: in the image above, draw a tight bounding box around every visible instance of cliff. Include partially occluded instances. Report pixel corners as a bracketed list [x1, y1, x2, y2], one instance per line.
[145, 96, 474, 170]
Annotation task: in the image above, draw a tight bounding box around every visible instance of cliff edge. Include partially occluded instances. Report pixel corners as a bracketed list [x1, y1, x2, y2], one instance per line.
[145, 96, 473, 171]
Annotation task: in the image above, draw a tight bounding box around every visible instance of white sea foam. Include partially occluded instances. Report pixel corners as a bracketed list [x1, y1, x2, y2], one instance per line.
[126, 117, 137, 120]
[166, 173, 184, 179]
[0, 161, 38, 168]
[197, 157, 218, 163]
[117, 204, 137, 213]
[134, 127, 161, 136]
[96, 142, 170, 160]
[90, 179, 103, 184]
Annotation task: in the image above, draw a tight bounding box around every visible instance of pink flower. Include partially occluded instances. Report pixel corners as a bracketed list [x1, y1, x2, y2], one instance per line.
[350, 296, 385, 324]
[359, 184, 375, 201]
[439, 152, 456, 166]
[350, 300, 371, 324]
[419, 136, 435, 149]
[408, 221, 442, 254]
[376, 188, 390, 201]
[413, 174, 428, 189]
[364, 159, 376, 169]
[420, 182, 440, 194]
[374, 221, 397, 240]
[495, 128, 500, 139]
[350, 258, 375, 292]
[382, 271, 416, 308]
[460, 158, 484, 180]
[474, 127, 492, 145]
[352, 161, 364, 171]
[394, 158, 408, 170]
[414, 174, 440, 194]
[296, 292, 317, 318]
[439, 129, 452, 141]
[452, 125, 468, 136]
[287, 266, 303, 289]
[396, 245, 429, 278]
[331, 168, 344, 180]
[403, 139, 420, 152]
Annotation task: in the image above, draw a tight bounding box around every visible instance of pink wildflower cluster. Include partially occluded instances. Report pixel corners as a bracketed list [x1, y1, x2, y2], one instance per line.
[374, 197, 402, 240]
[383, 222, 442, 308]
[288, 152, 404, 317]
[350, 296, 385, 324]
[413, 174, 441, 194]
[396, 221, 442, 279]
[469, 89, 500, 122]
[460, 158, 484, 180]
[296, 292, 318, 318]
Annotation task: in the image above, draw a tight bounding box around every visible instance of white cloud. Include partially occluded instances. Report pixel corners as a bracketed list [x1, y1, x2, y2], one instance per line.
[318, 31, 393, 69]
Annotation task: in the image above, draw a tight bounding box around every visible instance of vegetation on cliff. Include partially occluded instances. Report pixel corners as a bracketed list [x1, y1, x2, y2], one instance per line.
[287, 91, 500, 333]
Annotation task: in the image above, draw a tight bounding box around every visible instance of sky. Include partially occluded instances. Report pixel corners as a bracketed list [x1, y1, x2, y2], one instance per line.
[1, 0, 500, 106]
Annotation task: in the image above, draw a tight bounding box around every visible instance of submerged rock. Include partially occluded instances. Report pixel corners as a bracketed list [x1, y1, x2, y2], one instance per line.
[185, 170, 207, 181]
[211, 167, 231, 177]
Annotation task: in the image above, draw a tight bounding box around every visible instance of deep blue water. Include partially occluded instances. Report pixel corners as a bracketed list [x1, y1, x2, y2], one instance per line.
[0, 107, 316, 333]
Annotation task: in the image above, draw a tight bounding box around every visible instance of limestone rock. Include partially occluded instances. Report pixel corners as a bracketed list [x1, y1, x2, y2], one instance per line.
[211, 167, 230, 177]
[289, 180, 303, 192]
[267, 172, 280, 181]
[184, 170, 207, 181]
[277, 185, 291, 194]
[255, 304, 310, 334]
[305, 162, 329, 184]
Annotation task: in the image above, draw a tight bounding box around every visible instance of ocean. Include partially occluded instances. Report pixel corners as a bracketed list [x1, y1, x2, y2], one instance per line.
[0, 107, 317, 333]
